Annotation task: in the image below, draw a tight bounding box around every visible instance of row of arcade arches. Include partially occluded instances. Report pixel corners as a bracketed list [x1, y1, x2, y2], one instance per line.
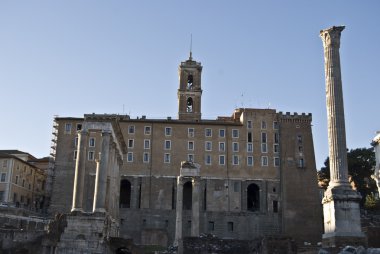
[119, 179, 260, 212]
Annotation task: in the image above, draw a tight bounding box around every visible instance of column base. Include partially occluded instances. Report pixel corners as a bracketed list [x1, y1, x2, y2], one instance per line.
[322, 233, 367, 249]
[70, 208, 83, 214]
[93, 208, 106, 214]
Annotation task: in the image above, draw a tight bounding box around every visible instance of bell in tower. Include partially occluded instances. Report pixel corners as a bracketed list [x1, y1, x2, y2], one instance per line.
[177, 52, 203, 121]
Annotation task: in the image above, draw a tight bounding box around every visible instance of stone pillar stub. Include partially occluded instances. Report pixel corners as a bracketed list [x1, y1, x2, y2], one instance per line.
[320, 26, 366, 248]
[191, 176, 200, 237]
[93, 131, 111, 213]
[71, 130, 88, 213]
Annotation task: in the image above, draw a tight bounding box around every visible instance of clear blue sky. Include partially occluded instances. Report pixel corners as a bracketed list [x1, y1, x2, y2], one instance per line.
[1, 1, 379, 169]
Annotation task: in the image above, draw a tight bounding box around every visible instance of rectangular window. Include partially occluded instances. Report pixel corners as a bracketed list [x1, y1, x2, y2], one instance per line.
[144, 126, 151, 135]
[261, 143, 267, 153]
[219, 142, 225, 152]
[233, 155, 239, 165]
[128, 139, 134, 148]
[188, 154, 194, 162]
[274, 133, 279, 144]
[143, 152, 150, 163]
[274, 144, 279, 153]
[232, 129, 239, 138]
[261, 121, 267, 129]
[76, 123, 82, 130]
[89, 137, 96, 147]
[232, 142, 239, 152]
[228, 222, 234, 232]
[15, 175, 19, 184]
[273, 200, 278, 213]
[299, 158, 305, 168]
[22, 179, 25, 187]
[128, 125, 135, 134]
[144, 139, 150, 149]
[219, 129, 225, 138]
[205, 154, 211, 165]
[127, 152, 133, 162]
[247, 143, 253, 152]
[74, 137, 78, 147]
[261, 156, 268, 166]
[65, 123, 72, 134]
[188, 141, 194, 150]
[297, 135, 303, 144]
[2, 160, 7, 167]
[261, 132, 267, 143]
[247, 156, 254, 166]
[205, 141, 212, 151]
[13, 193, 17, 202]
[274, 157, 280, 167]
[247, 120, 252, 129]
[248, 132, 252, 143]
[88, 151, 95, 161]
[188, 128, 194, 138]
[164, 153, 171, 163]
[234, 182, 240, 192]
[0, 173, 6, 182]
[164, 140, 171, 150]
[219, 155, 225, 165]
[165, 127, 172, 136]
[74, 150, 78, 160]
[208, 221, 215, 231]
[273, 121, 279, 130]
[205, 128, 212, 137]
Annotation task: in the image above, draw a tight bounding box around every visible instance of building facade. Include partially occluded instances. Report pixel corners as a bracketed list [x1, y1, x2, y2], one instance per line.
[0, 150, 46, 211]
[49, 55, 322, 248]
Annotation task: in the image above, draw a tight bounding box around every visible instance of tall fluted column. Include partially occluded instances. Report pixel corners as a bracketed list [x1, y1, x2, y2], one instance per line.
[72, 130, 88, 212]
[174, 176, 183, 247]
[191, 177, 200, 237]
[93, 131, 111, 213]
[320, 26, 365, 248]
[321, 26, 349, 187]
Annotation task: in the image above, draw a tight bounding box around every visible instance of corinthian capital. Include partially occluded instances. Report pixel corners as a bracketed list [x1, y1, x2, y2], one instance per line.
[320, 26, 345, 48]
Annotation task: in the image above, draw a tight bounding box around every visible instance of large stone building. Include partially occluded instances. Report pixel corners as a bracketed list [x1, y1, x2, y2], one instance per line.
[49, 54, 322, 250]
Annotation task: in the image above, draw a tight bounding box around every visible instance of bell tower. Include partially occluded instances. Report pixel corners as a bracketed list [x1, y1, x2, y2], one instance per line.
[177, 52, 203, 121]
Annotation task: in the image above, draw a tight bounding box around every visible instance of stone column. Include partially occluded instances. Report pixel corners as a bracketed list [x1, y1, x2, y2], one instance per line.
[321, 26, 350, 188]
[71, 130, 88, 212]
[371, 133, 380, 195]
[93, 131, 111, 213]
[174, 176, 183, 247]
[191, 177, 200, 237]
[320, 26, 365, 248]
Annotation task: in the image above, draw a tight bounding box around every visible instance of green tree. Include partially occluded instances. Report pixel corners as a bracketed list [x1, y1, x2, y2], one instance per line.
[317, 147, 376, 207]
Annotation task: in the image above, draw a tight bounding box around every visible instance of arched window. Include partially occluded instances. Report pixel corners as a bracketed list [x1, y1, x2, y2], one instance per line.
[186, 97, 193, 113]
[187, 74, 193, 90]
[183, 181, 192, 210]
[120, 179, 131, 208]
[247, 183, 260, 211]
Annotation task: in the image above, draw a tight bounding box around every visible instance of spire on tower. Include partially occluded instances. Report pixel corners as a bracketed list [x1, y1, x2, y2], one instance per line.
[189, 34, 193, 60]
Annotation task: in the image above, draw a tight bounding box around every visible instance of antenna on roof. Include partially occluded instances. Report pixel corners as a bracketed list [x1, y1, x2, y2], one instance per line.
[189, 34, 193, 60]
